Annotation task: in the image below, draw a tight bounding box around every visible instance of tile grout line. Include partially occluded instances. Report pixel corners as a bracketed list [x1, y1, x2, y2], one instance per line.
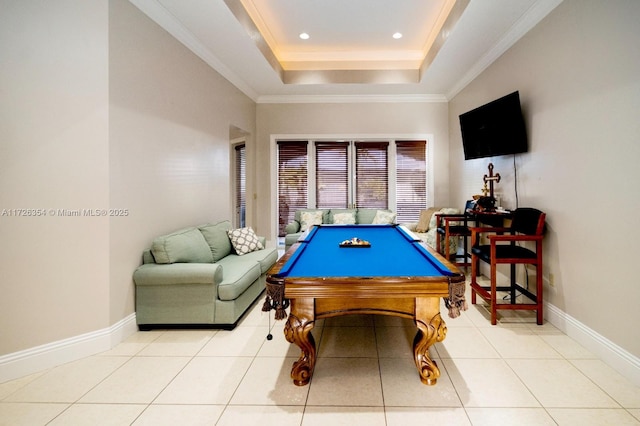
[48, 330, 167, 424]
[134, 330, 216, 424]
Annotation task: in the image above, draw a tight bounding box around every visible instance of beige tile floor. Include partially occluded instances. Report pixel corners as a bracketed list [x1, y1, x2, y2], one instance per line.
[2, 283, 640, 426]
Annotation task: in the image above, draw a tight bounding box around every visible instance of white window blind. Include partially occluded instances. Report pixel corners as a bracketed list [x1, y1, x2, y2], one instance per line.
[315, 142, 349, 209]
[355, 142, 388, 209]
[396, 140, 427, 222]
[234, 144, 246, 228]
[277, 141, 308, 236]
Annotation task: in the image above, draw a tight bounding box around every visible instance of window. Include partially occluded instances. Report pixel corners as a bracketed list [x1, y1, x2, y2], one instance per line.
[234, 144, 246, 228]
[277, 139, 427, 231]
[396, 140, 427, 223]
[355, 142, 388, 209]
[315, 142, 349, 209]
[277, 141, 308, 236]
[314, 141, 389, 209]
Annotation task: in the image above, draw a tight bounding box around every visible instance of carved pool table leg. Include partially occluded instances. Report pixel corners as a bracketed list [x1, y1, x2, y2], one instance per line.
[284, 298, 316, 386]
[413, 297, 447, 385]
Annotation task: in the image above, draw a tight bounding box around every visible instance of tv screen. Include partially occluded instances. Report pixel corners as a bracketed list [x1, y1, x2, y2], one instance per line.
[459, 91, 528, 160]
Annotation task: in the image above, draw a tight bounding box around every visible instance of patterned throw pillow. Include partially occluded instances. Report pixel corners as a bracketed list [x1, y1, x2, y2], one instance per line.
[372, 210, 397, 224]
[300, 210, 323, 231]
[332, 212, 356, 225]
[429, 207, 459, 230]
[228, 227, 264, 255]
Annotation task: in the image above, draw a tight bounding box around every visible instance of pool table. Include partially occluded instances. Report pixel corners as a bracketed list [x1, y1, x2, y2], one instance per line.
[264, 224, 466, 386]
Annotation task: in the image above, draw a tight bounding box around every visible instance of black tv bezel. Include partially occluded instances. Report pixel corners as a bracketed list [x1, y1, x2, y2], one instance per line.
[459, 91, 528, 160]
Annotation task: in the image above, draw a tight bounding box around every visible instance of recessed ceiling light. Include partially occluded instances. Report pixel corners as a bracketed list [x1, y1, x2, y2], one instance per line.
[392, 32, 403, 39]
[299, 32, 310, 40]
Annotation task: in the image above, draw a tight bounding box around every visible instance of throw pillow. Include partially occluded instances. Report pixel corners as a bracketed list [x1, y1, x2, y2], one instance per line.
[372, 210, 396, 224]
[415, 208, 439, 232]
[430, 207, 460, 230]
[332, 212, 356, 224]
[228, 227, 264, 255]
[300, 210, 323, 231]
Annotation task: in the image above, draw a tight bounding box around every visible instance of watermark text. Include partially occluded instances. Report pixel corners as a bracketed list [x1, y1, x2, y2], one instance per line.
[1, 208, 130, 217]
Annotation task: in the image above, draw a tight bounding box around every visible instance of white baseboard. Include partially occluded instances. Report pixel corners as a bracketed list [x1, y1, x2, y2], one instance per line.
[545, 302, 640, 387]
[0, 313, 137, 384]
[2, 308, 639, 389]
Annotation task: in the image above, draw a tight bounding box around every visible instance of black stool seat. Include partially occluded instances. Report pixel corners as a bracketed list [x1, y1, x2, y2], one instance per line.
[471, 245, 537, 262]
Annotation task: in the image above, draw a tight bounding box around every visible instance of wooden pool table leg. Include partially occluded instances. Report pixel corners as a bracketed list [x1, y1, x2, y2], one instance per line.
[284, 298, 316, 386]
[413, 297, 447, 385]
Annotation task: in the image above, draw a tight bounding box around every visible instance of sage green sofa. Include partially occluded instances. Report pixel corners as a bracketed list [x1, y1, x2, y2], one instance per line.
[133, 220, 277, 330]
[283, 208, 396, 250]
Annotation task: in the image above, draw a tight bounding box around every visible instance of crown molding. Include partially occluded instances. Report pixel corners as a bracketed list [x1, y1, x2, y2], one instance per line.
[256, 94, 448, 104]
[128, 0, 260, 102]
[129, 0, 563, 104]
[446, 0, 564, 99]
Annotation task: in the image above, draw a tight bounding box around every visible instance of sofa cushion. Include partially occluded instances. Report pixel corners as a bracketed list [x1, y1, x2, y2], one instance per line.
[142, 249, 155, 265]
[300, 210, 324, 231]
[216, 257, 262, 301]
[228, 227, 264, 255]
[329, 209, 357, 224]
[237, 246, 278, 274]
[151, 227, 214, 264]
[199, 221, 233, 261]
[372, 209, 397, 224]
[356, 208, 384, 224]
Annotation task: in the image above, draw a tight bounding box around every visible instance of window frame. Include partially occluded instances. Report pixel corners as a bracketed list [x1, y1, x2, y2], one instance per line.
[271, 134, 434, 240]
[233, 142, 246, 228]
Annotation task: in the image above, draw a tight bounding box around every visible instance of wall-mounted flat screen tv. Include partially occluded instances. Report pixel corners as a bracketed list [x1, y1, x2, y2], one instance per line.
[459, 91, 528, 160]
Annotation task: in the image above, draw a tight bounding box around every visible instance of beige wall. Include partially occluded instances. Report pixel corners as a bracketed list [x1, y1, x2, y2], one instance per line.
[0, 0, 110, 354]
[449, 0, 640, 358]
[108, 0, 255, 324]
[0, 0, 255, 356]
[255, 102, 451, 241]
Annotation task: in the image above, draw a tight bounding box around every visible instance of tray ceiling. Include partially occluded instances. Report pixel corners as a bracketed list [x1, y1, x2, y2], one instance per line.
[129, 0, 563, 102]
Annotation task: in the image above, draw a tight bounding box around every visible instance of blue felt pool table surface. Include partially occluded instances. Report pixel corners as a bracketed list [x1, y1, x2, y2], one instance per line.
[275, 224, 456, 279]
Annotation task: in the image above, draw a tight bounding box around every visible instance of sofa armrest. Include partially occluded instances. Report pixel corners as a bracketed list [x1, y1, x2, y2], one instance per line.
[284, 221, 300, 234]
[133, 263, 223, 286]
